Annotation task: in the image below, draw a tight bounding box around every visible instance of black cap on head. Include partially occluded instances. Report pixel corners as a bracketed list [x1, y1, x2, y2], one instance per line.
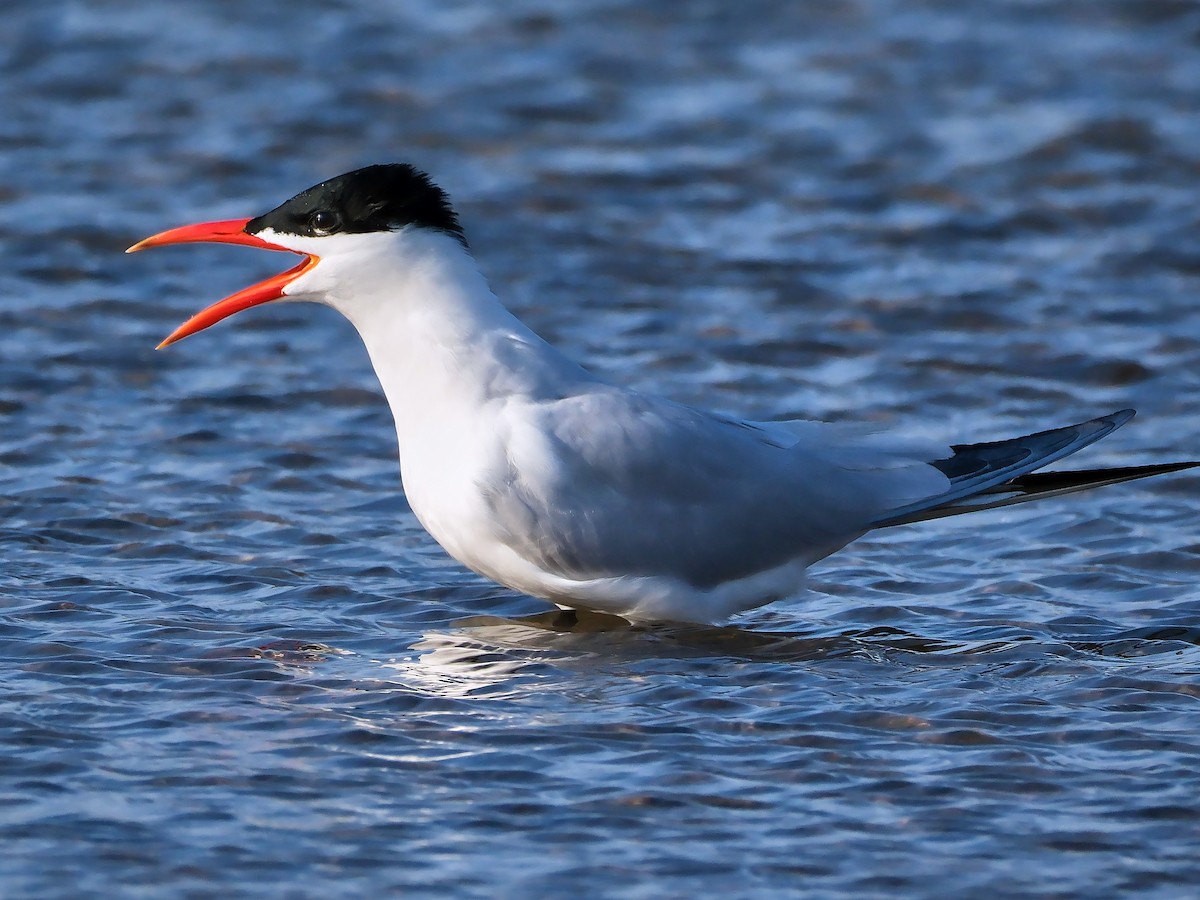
[247, 164, 466, 246]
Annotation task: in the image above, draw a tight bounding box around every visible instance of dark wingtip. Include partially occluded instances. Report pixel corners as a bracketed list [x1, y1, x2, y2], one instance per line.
[1010, 459, 1200, 493]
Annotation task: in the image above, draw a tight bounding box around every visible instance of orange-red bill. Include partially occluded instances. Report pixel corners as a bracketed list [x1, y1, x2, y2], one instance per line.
[126, 217, 319, 348]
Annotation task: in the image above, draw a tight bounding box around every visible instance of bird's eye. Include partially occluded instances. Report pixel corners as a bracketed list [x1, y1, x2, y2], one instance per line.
[309, 210, 339, 234]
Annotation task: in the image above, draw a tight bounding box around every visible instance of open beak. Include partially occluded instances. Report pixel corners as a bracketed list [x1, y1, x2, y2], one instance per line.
[127, 218, 319, 348]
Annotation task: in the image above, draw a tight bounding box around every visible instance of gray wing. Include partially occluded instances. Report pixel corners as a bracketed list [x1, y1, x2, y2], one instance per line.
[480, 388, 948, 588]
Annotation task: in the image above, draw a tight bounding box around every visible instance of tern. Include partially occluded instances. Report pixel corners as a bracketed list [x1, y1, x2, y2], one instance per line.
[128, 164, 1197, 623]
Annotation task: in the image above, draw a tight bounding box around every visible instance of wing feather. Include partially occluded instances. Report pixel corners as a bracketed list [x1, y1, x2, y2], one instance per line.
[483, 389, 946, 588]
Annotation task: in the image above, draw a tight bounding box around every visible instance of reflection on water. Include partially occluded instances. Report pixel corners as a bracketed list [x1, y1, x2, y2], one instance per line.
[388, 610, 1200, 705]
[391, 631, 554, 701]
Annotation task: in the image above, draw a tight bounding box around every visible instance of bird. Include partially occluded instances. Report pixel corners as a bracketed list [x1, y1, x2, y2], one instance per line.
[128, 164, 1198, 623]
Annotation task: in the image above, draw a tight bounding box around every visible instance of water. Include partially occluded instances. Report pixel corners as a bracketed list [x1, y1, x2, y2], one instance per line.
[3, 0, 1200, 895]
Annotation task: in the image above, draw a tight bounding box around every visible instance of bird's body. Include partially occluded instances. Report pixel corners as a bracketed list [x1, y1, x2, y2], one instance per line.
[316, 227, 950, 621]
[129, 164, 1197, 623]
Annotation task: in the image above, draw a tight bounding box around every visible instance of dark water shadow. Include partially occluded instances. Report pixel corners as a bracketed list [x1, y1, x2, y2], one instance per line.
[1070, 625, 1200, 659]
[451, 609, 1022, 664]
[451, 609, 1200, 665]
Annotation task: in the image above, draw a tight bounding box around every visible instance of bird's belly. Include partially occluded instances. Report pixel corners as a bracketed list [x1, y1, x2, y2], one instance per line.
[478, 555, 814, 624]
[405, 473, 819, 622]
[398, 442, 539, 591]
[401, 470, 491, 568]
[394, 416, 830, 623]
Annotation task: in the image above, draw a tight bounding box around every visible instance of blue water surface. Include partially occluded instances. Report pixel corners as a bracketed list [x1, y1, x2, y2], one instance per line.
[3, 1, 1200, 896]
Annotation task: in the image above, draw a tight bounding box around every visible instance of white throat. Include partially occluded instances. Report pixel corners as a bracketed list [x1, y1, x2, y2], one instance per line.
[277, 227, 600, 460]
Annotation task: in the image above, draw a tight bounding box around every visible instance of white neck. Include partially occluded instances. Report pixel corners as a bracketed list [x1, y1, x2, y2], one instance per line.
[283, 228, 600, 457]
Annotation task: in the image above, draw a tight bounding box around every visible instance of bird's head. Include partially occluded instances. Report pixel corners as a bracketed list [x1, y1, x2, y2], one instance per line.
[128, 164, 465, 348]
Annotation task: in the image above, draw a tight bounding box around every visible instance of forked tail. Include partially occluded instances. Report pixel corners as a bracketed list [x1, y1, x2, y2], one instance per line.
[874, 410, 1199, 528]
